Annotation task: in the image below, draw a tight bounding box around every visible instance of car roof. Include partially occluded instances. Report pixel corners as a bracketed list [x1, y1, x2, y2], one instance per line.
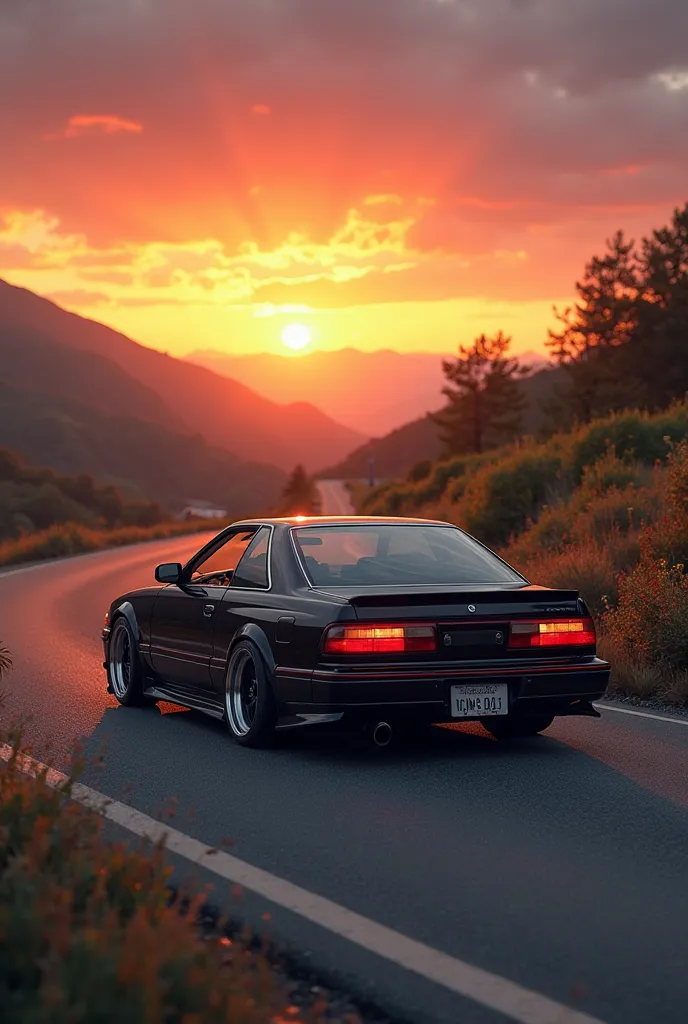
[232, 516, 451, 528]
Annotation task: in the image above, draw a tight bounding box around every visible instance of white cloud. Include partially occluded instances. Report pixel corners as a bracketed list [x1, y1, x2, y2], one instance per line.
[655, 70, 688, 91]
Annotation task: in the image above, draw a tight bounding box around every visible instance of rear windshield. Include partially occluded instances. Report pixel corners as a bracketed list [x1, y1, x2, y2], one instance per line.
[292, 524, 522, 587]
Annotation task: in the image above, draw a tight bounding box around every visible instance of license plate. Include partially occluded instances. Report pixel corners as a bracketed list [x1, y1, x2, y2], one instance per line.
[451, 682, 508, 718]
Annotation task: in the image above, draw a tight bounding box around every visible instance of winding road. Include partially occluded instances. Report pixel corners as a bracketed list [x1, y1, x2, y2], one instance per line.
[316, 479, 356, 515]
[1, 529, 687, 1024]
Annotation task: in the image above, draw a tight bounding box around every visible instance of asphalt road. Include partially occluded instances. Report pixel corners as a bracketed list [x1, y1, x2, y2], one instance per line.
[1, 538, 688, 1024]
[317, 479, 355, 515]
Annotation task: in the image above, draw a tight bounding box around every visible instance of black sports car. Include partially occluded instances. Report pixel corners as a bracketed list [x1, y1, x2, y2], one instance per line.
[103, 516, 610, 747]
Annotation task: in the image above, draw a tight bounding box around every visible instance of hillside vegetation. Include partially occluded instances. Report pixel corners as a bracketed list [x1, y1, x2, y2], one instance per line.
[359, 403, 688, 703]
[321, 365, 562, 481]
[0, 446, 168, 538]
[0, 446, 225, 565]
[0, 381, 283, 516]
[0, 721, 345, 1024]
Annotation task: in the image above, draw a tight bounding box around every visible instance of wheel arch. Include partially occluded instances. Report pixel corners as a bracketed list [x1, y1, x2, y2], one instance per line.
[228, 624, 277, 678]
[110, 601, 141, 645]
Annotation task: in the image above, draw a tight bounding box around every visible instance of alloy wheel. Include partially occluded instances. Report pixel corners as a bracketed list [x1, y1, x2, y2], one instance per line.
[110, 622, 132, 699]
[227, 649, 258, 735]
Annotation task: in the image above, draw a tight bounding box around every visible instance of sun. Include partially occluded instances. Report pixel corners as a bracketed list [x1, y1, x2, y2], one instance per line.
[281, 323, 312, 352]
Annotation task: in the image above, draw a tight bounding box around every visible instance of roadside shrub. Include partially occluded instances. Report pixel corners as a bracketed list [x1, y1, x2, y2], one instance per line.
[458, 450, 564, 548]
[643, 440, 688, 568]
[578, 448, 648, 497]
[605, 556, 688, 670]
[396, 456, 473, 511]
[508, 541, 618, 617]
[569, 405, 688, 480]
[413, 499, 460, 525]
[0, 734, 334, 1024]
[0, 643, 10, 678]
[407, 459, 433, 483]
[572, 486, 659, 542]
[358, 482, 399, 514]
[419, 456, 471, 501]
[503, 506, 574, 560]
[359, 401, 688, 532]
[361, 484, 416, 516]
[0, 519, 221, 568]
[598, 635, 688, 704]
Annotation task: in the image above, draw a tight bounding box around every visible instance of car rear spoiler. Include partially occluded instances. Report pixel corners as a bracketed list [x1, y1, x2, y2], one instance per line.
[344, 588, 581, 610]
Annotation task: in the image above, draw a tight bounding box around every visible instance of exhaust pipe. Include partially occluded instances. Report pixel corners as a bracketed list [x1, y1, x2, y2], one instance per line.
[372, 721, 393, 748]
[566, 700, 602, 719]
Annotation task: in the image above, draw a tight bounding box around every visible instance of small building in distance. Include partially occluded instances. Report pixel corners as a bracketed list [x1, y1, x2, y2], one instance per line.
[180, 500, 228, 520]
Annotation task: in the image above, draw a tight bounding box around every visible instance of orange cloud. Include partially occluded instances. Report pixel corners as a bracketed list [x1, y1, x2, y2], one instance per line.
[600, 165, 644, 177]
[251, 104, 272, 116]
[364, 194, 403, 207]
[45, 115, 143, 141]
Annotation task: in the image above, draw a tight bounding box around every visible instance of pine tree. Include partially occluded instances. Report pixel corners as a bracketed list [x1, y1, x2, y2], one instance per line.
[432, 332, 530, 455]
[634, 204, 688, 409]
[278, 465, 321, 515]
[546, 231, 641, 423]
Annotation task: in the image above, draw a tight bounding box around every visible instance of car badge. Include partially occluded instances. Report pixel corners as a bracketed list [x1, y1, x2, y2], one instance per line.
[467, 604, 476, 613]
[443, 634, 452, 646]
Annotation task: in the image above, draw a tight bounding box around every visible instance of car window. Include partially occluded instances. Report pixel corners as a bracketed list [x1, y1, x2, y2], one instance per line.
[293, 525, 521, 586]
[230, 527, 270, 589]
[191, 530, 256, 582]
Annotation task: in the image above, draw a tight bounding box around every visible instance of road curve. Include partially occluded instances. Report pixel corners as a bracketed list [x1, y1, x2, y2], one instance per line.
[317, 479, 356, 514]
[1, 539, 688, 1024]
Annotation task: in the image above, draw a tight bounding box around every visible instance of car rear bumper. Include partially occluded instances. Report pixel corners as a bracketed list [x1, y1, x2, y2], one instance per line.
[279, 657, 611, 722]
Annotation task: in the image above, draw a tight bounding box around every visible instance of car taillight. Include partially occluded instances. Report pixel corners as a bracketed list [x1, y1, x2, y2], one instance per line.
[508, 618, 596, 648]
[322, 624, 437, 655]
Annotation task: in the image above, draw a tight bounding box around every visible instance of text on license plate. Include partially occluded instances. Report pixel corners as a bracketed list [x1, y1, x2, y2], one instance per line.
[451, 683, 508, 718]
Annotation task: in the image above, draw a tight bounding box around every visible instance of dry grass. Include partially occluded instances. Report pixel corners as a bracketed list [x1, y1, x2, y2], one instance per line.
[0, 728, 352, 1024]
[507, 541, 620, 618]
[598, 635, 688, 704]
[0, 643, 11, 678]
[0, 518, 224, 568]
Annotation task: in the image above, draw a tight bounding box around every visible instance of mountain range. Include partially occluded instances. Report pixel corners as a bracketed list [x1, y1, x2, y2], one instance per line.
[185, 347, 550, 436]
[0, 279, 371, 511]
[0, 280, 364, 475]
[0, 277, 559, 509]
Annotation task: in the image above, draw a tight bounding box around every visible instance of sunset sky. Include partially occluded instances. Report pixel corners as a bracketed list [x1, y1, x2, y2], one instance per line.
[1, 0, 687, 358]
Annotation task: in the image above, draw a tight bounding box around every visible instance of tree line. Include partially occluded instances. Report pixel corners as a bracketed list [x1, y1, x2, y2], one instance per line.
[433, 202, 688, 456]
[0, 448, 165, 540]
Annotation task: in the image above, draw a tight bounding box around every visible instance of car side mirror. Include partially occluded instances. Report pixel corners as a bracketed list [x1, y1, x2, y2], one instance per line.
[155, 562, 183, 584]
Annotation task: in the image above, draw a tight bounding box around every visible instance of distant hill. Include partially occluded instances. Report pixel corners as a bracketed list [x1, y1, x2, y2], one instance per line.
[186, 347, 551, 437]
[321, 366, 564, 480]
[0, 321, 182, 431]
[319, 415, 443, 481]
[0, 379, 283, 515]
[0, 279, 365, 472]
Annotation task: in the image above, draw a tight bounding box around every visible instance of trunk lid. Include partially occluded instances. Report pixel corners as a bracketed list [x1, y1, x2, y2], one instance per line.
[317, 584, 581, 620]
[317, 585, 588, 661]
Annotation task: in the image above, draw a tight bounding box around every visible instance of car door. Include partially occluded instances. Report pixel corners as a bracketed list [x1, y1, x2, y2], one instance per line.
[210, 526, 273, 691]
[150, 528, 258, 690]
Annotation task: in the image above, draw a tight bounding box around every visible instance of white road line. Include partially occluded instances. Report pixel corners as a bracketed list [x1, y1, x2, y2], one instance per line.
[594, 703, 688, 728]
[0, 743, 605, 1024]
[0, 562, 58, 580]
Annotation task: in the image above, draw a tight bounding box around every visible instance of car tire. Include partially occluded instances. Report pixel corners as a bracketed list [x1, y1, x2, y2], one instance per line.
[481, 713, 555, 739]
[107, 617, 154, 707]
[225, 641, 277, 748]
